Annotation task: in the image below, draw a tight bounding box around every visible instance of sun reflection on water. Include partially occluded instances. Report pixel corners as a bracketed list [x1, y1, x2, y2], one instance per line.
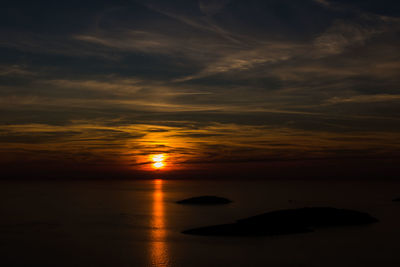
[150, 179, 169, 267]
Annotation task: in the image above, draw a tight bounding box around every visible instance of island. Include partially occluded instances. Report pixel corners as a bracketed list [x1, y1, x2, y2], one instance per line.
[176, 196, 232, 205]
[183, 207, 378, 236]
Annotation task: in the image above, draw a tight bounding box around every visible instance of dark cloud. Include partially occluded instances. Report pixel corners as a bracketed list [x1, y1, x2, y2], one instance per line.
[1, 0, 130, 33]
[328, 0, 400, 16]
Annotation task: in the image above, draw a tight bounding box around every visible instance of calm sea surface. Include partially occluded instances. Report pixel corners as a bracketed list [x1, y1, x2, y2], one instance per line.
[1, 179, 400, 267]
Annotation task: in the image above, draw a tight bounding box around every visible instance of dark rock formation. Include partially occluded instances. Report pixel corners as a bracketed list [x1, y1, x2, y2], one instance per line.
[176, 196, 232, 205]
[183, 207, 378, 236]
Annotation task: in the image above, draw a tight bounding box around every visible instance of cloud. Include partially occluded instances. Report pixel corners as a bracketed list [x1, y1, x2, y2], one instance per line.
[0, 31, 118, 59]
[313, 0, 330, 6]
[327, 0, 400, 17]
[43, 78, 144, 95]
[1, 0, 400, 175]
[0, 65, 34, 77]
[173, 38, 308, 81]
[74, 31, 174, 54]
[313, 17, 389, 56]
[199, 0, 231, 16]
[326, 94, 400, 104]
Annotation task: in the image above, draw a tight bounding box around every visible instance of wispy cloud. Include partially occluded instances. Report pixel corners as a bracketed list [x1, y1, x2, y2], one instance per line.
[175, 41, 304, 81]
[313, 18, 388, 56]
[1, 120, 399, 172]
[0, 64, 34, 77]
[326, 94, 400, 104]
[313, 0, 330, 7]
[199, 0, 231, 16]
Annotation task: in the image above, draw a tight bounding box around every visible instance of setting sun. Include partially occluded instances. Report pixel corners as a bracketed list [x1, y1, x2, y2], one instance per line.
[151, 154, 166, 170]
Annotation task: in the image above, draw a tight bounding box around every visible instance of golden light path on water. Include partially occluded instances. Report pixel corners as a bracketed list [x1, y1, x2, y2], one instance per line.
[150, 179, 170, 267]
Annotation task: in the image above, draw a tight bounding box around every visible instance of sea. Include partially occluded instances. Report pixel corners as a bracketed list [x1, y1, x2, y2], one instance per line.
[1, 179, 400, 267]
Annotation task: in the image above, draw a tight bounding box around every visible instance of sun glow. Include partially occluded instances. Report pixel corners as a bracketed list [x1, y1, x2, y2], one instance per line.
[152, 154, 166, 170]
[153, 162, 164, 169]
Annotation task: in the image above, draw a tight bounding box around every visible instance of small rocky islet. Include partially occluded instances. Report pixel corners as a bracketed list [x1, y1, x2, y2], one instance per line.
[183, 207, 378, 236]
[176, 196, 232, 205]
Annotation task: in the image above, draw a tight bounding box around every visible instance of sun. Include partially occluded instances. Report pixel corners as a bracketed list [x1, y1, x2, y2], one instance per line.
[151, 154, 166, 170]
[153, 161, 164, 169]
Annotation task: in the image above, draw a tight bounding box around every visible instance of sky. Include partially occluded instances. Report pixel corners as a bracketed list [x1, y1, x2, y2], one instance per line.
[1, 0, 399, 179]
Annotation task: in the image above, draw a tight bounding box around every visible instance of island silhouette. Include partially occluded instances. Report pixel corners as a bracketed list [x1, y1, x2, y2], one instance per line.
[183, 207, 378, 236]
[176, 196, 232, 205]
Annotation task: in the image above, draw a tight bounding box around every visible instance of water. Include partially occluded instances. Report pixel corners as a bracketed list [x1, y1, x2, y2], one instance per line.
[1, 179, 400, 266]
